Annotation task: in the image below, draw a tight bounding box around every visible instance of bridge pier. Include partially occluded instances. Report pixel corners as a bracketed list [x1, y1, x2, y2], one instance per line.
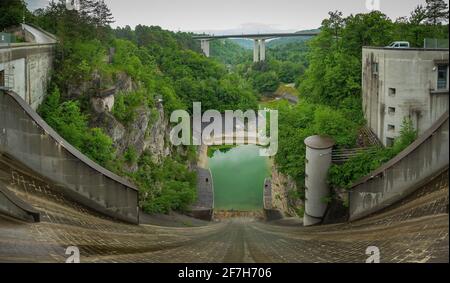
[253, 39, 259, 62]
[253, 39, 267, 62]
[259, 39, 266, 61]
[200, 39, 210, 57]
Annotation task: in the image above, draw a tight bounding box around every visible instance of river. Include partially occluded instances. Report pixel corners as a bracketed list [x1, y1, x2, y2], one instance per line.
[208, 145, 271, 211]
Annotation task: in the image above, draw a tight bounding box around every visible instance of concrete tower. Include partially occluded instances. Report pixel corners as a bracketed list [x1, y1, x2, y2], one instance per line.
[303, 135, 335, 226]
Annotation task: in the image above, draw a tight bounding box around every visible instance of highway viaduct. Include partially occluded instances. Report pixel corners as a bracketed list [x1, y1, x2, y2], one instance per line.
[193, 31, 320, 62]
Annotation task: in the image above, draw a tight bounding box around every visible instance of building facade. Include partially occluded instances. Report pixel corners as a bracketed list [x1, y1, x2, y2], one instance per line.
[362, 47, 449, 146]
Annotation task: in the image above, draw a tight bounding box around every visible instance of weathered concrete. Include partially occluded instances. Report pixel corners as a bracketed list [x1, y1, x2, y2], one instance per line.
[362, 47, 449, 146]
[349, 111, 449, 221]
[0, 90, 139, 224]
[188, 167, 214, 221]
[0, 24, 56, 110]
[0, 155, 447, 262]
[263, 178, 283, 221]
[304, 136, 335, 226]
[0, 181, 40, 223]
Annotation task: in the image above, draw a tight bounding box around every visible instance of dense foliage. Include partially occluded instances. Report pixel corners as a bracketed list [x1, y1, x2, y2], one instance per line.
[30, 0, 259, 214]
[272, 5, 447, 211]
[328, 119, 418, 191]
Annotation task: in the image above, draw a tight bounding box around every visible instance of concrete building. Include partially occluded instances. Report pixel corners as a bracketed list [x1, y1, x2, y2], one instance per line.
[0, 24, 56, 110]
[362, 47, 449, 146]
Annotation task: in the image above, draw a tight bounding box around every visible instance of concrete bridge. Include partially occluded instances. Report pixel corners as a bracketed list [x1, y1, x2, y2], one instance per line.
[193, 31, 320, 62]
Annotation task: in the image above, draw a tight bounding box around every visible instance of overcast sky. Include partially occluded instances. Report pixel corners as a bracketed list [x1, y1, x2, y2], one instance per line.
[26, 0, 448, 33]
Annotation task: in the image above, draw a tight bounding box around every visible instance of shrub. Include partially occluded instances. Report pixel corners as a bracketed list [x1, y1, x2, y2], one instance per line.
[328, 118, 418, 190]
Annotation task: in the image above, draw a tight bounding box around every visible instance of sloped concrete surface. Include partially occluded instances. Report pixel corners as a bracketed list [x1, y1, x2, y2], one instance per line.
[0, 155, 447, 262]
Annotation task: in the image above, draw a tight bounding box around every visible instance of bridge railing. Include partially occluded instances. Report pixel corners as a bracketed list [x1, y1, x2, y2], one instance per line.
[348, 111, 449, 221]
[0, 90, 139, 224]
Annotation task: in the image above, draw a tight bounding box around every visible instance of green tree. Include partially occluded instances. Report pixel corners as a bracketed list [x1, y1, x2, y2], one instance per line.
[425, 0, 449, 25]
[0, 0, 29, 30]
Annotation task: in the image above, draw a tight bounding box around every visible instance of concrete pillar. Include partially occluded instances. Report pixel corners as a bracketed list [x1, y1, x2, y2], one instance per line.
[259, 39, 266, 61]
[303, 135, 335, 226]
[253, 39, 260, 62]
[200, 40, 210, 57]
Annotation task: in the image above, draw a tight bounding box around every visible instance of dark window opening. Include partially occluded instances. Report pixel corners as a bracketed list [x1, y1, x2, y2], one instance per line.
[372, 62, 379, 74]
[388, 124, 395, 132]
[388, 107, 396, 115]
[388, 88, 396, 97]
[205, 178, 209, 183]
[437, 65, 448, 89]
[0, 70, 4, 87]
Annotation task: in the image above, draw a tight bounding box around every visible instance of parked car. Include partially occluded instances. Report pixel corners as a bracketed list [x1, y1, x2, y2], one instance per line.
[386, 41, 410, 48]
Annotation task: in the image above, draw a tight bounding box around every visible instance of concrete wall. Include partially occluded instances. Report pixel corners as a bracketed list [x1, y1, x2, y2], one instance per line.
[348, 111, 449, 221]
[362, 47, 449, 146]
[262, 178, 283, 221]
[0, 44, 54, 110]
[0, 90, 139, 224]
[0, 181, 40, 222]
[188, 167, 214, 221]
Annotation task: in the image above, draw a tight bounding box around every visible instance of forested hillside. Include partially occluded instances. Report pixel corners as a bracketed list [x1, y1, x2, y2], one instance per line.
[1, 0, 259, 214]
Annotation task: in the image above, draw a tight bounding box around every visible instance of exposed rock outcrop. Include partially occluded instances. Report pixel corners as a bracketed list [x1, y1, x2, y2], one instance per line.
[270, 165, 303, 217]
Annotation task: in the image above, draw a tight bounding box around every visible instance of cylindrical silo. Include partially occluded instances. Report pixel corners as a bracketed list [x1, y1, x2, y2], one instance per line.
[303, 135, 335, 226]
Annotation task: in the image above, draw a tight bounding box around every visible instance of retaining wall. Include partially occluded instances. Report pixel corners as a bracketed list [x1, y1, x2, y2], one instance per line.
[349, 111, 449, 221]
[0, 90, 139, 224]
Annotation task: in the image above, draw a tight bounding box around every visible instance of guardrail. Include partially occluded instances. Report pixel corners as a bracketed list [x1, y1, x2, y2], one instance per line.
[0, 90, 139, 224]
[348, 111, 449, 221]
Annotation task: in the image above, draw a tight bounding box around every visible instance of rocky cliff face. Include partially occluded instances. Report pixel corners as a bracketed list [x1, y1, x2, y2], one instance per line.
[270, 165, 303, 217]
[89, 73, 172, 172]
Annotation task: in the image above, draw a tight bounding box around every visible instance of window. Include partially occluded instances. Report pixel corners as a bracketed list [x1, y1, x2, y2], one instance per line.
[386, 137, 395, 147]
[388, 125, 395, 132]
[389, 88, 396, 97]
[437, 65, 448, 90]
[0, 70, 4, 87]
[388, 107, 396, 115]
[372, 62, 379, 74]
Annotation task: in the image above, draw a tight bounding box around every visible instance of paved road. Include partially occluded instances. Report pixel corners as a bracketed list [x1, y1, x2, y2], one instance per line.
[0, 160, 448, 263]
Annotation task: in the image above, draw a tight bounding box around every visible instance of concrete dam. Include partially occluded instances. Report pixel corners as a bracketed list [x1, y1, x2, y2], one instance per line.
[0, 87, 448, 262]
[0, 25, 448, 263]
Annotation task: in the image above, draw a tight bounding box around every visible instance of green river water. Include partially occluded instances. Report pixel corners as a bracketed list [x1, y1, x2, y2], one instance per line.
[208, 145, 271, 211]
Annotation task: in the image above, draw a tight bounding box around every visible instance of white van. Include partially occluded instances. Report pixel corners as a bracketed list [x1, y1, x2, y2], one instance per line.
[387, 41, 410, 48]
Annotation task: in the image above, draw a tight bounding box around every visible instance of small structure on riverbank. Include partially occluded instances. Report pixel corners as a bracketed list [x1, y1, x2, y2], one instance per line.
[188, 167, 214, 221]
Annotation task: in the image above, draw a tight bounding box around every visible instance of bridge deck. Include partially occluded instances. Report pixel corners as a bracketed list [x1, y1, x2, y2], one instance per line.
[193, 31, 320, 40]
